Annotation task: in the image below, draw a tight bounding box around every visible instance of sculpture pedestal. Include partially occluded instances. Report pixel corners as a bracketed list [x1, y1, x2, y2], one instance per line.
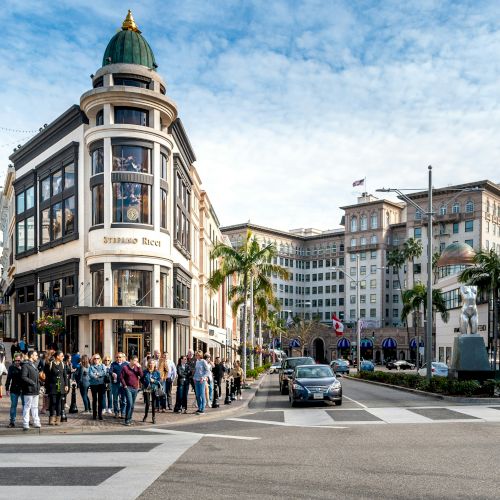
[448, 334, 493, 381]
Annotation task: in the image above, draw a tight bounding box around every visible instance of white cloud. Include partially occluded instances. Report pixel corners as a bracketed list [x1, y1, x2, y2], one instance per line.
[1, 0, 500, 232]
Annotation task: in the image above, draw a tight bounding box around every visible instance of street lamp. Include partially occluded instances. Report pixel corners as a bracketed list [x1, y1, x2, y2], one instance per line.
[377, 166, 481, 383]
[333, 255, 361, 371]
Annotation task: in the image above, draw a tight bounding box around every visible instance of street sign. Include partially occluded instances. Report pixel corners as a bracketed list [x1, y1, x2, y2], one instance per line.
[289, 339, 300, 348]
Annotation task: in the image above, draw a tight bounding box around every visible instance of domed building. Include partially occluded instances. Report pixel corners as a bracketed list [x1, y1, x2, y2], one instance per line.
[7, 12, 234, 361]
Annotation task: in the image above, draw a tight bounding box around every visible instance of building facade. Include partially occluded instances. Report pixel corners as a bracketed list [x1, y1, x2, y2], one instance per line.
[222, 180, 500, 364]
[2, 12, 235, 361]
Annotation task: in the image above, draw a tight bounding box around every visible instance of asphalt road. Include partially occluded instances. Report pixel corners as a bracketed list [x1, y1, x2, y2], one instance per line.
[138, 375, 500, 499]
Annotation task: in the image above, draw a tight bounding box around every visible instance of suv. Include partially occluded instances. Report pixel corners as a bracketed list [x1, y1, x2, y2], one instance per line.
[279, 356, 315, 394]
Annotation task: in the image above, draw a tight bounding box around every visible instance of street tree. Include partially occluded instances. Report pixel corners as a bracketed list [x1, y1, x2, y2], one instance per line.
[207, 230, 288, 375]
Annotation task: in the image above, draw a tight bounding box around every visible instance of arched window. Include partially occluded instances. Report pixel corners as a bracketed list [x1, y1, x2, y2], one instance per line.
[370, 213, 378, 229]
[350, 216, 358, 232]
[465, 200, 474, 213]
[439, 204, 447, 215]
[452, 202, 460, 214]
[360, 215, 368, 231]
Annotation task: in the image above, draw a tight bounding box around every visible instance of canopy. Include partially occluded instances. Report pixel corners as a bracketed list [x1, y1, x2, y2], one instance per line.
[337, 338, 351, 349]
[410, 338, 424, 348]
[381, 337, 397, 349]
[360, 338, 373, 348]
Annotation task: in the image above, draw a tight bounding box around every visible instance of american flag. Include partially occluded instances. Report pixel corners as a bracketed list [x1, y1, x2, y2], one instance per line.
[352, 178, 364, 187]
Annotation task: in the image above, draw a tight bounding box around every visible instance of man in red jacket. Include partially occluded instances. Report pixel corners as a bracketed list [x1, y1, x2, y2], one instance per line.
[119, 355, 143, 426]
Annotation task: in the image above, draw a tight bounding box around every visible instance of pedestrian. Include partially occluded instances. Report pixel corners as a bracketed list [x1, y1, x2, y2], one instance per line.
[63, 354, 75, 412]
[186, 349, 196, 393]
[10, 340, 20, 360]
[5, 353, 25, 427]
[193, 350, 210, 414]
[141, 351, 152, 370]
[19, 336, 28, 354]
[152, 350, 161, 368]
[159, 352, 176, 411]
[77, 354, 91, 413]
[0, 355, 6, 399]
[38, 344, 56, 415]
[174, 355, 191, 413]
[213, 357, 225, 398]
[204, 353, 214, 407]
[89, 353, 106, 421]
[71, 351, 81, 370]
[21, 350, 41, 431]
[102, 355, 113, 415]
[231, 360, 244, 400]
[142, 359, 161, 423]
[43, 350, 68, 425]
[109, 352, 128, 418]
[119, 355, 143, 426]
[0, 337, 6, 363]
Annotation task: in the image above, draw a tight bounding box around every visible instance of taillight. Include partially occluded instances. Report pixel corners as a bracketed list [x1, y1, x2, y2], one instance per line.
[431, 367, 435, 372]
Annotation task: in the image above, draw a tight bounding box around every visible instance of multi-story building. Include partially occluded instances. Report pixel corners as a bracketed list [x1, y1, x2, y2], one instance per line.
[222, 180, 500, 364]
[1, 11, 235, 361]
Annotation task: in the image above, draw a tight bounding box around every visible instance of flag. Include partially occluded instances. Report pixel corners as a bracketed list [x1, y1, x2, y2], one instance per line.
[332, 313, 344, 336]
[352, 178, 364, 187]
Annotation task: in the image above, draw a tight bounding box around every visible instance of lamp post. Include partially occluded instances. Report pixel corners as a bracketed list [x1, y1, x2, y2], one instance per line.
[377, 166, 481, 383]
[333, 255, 361, 371]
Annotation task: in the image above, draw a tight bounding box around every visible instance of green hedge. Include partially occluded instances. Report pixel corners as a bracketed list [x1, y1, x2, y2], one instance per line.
[245, 363, 272, 379]
[356, 371, 500, 397]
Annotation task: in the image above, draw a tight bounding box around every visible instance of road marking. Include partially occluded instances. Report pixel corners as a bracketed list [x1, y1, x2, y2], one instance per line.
[365, 407, 433, 423]
[145, 428, 260, 440]
[343, 395, 368, 408]
[284, 409, 334, 426]
[443, 406, 500, 421]
[228, 417, 347, 429]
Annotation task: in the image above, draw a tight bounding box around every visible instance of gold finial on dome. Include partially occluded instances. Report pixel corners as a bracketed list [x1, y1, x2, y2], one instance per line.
[122, 10, 141, 33]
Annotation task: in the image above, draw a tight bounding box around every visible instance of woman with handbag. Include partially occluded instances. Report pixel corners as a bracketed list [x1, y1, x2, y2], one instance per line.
[44, 350, 68, 425]
[102, 355, 113, 415]
[89, 354, 106, 420]
[142, 359, 161, 423]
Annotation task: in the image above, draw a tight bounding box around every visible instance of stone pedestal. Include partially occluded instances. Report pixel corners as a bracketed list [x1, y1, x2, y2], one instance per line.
[448, 334, 493, 381]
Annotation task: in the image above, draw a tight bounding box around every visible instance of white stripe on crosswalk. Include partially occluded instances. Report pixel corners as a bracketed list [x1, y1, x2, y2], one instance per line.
[365, 407, 433, 423]
[445, 406, 500, 421]
[284, 409, 335, 426]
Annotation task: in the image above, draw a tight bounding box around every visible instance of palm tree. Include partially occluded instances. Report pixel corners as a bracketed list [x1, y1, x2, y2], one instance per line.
[207, 230, 288, 376]
[403, 237, 423, 287]
[387, 248, 405, 301]
[401, 283, 449, 365]
[459, 249, 500, 370]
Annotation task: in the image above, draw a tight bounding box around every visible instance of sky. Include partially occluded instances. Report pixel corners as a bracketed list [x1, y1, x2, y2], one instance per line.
[1, 0, 500, 231]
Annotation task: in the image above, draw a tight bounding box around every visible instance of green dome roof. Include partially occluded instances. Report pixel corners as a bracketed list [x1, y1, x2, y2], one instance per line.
[102, 11, 157, 71]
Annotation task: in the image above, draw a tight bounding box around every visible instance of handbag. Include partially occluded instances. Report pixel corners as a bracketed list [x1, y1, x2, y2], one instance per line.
[155, 384, 166, 398]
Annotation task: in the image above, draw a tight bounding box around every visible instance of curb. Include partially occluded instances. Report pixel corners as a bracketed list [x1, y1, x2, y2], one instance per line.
[0, 374, 269, 436]
[344, 376, 500, 404]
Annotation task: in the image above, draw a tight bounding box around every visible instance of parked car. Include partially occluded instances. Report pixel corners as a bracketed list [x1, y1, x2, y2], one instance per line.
[418, 362, 448, 378]
[269, 362, 282, 374]
[289, 364, 342, 407]
[279, 357, 315, 394]
[330, 359, 350, 375]
[359, 360, 375, 372]
[386, 360, 415, 370]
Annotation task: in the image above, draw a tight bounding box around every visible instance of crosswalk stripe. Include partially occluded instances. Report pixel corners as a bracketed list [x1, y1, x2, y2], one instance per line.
[445, 406, 500, 421]
[284, 409, 334, 426]
[365, 408, 433, 423]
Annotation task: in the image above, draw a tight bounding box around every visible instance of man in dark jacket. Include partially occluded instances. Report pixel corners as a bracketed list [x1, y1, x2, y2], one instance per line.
[21, 350, 41, 431]
[6, 353, 25, 427]
[10, 340, 20, 360]
[212, 357, 225, 398]
[109, 352, 128, 418]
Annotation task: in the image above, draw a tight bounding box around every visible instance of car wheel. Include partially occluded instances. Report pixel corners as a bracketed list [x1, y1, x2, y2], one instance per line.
[334, 399, 342, 406]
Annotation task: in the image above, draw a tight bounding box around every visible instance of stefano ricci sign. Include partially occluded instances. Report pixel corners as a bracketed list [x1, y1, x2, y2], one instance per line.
[103, 236, 161, 247]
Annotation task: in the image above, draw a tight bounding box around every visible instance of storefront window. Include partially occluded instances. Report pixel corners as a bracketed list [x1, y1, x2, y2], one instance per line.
[113, 269, 152, 307]
[160, 188, 167, 229]
[92, 270, 104, 306]
[15, 185, 36, 255]
[91, 147, 104, 175]
[114, 107, 149, 127]
[92, 185, 104, 225]
[112, 145, 150, 173]
[113, 182, 151, 224]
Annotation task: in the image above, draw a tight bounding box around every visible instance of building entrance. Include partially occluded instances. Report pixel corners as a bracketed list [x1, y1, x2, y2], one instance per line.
[124, 334, 142, 361]
[114, 320, 151, 361]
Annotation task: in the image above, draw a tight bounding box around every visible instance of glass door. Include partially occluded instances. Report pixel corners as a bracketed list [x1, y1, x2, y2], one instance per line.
[124, 334, 142, 362]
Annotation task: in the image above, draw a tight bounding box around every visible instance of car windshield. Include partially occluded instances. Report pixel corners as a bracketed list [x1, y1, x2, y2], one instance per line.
[335, 360, 348, 366]
[285, 358, 314, 369]
[296, 366, 333, 378]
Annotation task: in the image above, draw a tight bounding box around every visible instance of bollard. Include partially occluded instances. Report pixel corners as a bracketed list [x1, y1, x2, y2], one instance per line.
[230, 377, 236, 401]
[69, 382, 78, 413]
[60, 393, 68, 422]
[212, 380, 220, 408]
[224, 378, 231, 405]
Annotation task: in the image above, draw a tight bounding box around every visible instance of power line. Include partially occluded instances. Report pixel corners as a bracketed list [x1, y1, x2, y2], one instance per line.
[0, 126, 38, 134]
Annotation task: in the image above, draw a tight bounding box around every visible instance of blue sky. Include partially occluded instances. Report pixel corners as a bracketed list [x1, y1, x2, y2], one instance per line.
[1, 0, 500, 229]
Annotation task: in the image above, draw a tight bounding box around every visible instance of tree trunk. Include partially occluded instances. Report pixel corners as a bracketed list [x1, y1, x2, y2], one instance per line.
[249, 275, 255, 370]
[241, 275, 248, 379]
[258, 318, 263, 367]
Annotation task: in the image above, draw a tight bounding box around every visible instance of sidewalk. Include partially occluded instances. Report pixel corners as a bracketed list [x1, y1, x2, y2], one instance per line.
[0, 375, 267, 435]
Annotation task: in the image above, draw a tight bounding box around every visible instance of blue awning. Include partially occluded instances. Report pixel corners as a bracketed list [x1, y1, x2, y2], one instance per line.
[360, 338, 373, 348]
[410, 338, 424, 348]
[337, 338, 350, 349]
[381, 337, 397, 349]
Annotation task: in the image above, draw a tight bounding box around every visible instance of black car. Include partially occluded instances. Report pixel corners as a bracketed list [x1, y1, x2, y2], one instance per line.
[279, 356, 315, 394]
[289, 364, 342, 407]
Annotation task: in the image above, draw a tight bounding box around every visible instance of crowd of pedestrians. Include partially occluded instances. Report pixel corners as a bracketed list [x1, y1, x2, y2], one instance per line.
[1, 340, 245, 429]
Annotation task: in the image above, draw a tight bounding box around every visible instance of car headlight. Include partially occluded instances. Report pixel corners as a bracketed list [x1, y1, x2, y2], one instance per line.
[292, 383, 305, 391]
[329, 381, 341, 390]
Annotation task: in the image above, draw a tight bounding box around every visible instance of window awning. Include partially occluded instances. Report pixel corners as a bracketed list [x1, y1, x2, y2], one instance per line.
[382, 337, 397, 349]
[337, 338, 350, 349]
[410, 338, 424, 348]
[65, 306, 190, 318]
[360, 338, 373, 348]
